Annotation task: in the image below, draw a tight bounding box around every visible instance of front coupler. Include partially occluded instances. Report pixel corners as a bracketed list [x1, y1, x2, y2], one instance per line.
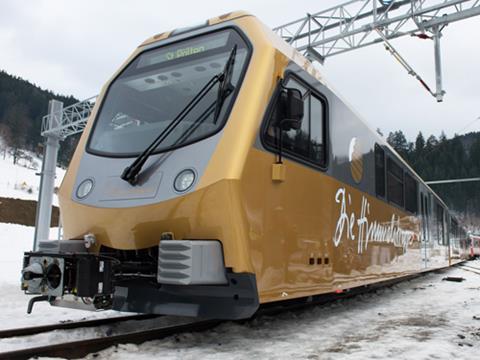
[22, 248, 115, 312]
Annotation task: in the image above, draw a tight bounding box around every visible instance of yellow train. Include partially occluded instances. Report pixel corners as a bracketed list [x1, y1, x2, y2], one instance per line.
[21, 12, 470, 319]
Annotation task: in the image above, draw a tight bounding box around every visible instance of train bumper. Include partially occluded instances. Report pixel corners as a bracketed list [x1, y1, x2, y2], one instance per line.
[113, 272, 258, 319]
[21, 239, 259, 319]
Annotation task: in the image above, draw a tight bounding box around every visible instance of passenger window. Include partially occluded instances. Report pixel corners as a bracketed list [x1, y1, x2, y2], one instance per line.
[436, 203, 445, 245]
[387, 157, 404, 207]
[310, 96, 325, 164]
[404, 173, 418, 213]
[264, 76, 327, 167]
[375, 144, 385, 197]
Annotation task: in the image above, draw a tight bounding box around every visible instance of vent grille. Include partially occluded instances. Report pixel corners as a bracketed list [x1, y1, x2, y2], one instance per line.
[158, 241, 193, 285]
[157, 240, 227, 285]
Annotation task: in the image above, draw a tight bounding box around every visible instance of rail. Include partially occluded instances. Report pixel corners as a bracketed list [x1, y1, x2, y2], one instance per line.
[0, 319, 221, 360]
[0, 313, 158, 339]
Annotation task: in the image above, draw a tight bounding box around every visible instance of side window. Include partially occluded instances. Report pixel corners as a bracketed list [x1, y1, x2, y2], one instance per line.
[404, 173, 418, 213]
[310, 96, 325, 164]
[387, 157, 404, 207]
[436, 203, 445, 245]
[263, 76, 327, 167]
[375, 144, 385, 197]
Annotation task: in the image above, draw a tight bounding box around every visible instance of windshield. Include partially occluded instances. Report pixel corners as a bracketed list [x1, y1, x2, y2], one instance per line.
[87, 29, 250, 157]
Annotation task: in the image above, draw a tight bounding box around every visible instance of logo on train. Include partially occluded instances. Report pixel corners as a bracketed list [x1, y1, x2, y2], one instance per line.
[348, 137, 363, 184]
[333, 188, 416, 254]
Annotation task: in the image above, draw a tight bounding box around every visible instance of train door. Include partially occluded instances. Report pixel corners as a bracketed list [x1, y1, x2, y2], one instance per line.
[259, 69, 331, 289]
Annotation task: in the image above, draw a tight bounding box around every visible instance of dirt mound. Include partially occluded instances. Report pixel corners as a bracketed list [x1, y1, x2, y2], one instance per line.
[0, 197, 59, 227]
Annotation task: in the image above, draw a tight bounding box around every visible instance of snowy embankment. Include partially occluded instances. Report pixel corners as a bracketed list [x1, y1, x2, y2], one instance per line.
[0, 147, 111, 332]
[0, 223, 116, 331]
[0, 150, 65, 206]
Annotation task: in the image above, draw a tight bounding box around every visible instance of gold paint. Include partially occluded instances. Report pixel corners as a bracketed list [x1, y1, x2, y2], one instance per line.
[208, 11, 252, 25]
[140, 31, 172, 47]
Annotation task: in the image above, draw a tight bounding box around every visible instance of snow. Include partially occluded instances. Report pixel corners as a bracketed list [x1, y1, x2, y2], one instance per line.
[0, 223, 117, 331]
[0, 149, 65, 206]
[0, 220, 478, 359]
[91, 264, 480, 360]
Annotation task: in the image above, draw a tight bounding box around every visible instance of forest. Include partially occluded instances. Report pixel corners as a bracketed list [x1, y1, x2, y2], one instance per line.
[0, 70, 79, 166]
[385, 129, 480, 218]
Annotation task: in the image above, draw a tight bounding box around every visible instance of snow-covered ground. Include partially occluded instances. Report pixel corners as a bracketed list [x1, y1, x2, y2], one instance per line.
[0, 223, 117, 331]
[94, 264, 480, 360]
[0, 149, 65, 205]
[0, 220, 478, 359]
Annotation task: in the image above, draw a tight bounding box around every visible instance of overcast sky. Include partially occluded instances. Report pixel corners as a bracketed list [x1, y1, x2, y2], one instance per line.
[1, 0, 479, 140]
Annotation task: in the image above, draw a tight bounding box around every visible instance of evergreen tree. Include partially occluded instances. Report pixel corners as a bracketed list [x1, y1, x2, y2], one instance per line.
[387, 130, 410, 162]
[2, 103, 31, 164]
[426, 135, 438, 150]
[415, 131, 425, 155]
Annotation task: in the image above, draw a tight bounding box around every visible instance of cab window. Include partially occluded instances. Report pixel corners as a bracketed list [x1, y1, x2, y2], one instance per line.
[263, 76, 327, 167]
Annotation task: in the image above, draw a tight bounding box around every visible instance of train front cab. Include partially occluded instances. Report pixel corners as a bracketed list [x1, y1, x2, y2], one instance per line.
[21, 13, 310, 319]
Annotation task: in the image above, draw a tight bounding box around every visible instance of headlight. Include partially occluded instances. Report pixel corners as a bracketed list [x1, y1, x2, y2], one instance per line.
[174, 169, 196, 193]
[76, 179, 94, 199]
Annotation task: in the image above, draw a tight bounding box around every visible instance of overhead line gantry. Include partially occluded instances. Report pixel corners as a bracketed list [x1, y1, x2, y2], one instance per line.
[273, 0, 480, 102]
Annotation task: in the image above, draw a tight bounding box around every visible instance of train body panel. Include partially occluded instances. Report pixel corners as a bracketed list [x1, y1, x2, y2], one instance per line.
[22, 12, 469, 319]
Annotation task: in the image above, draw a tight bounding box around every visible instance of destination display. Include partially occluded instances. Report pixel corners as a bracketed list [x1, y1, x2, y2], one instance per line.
[137, 31, 230, 69]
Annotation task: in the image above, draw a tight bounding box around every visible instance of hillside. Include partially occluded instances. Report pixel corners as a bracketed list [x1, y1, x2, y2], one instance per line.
[0, 70, 80, 166]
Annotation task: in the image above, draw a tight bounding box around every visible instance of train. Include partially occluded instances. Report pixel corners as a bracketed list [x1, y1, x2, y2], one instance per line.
[21, 11, 473, 319]
[469, 234, 480, 258]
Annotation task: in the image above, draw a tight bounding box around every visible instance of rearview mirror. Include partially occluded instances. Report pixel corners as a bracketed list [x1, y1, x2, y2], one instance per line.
[279, 88, 304, 131]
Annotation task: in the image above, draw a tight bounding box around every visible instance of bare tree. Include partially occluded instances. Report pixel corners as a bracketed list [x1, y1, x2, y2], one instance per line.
[0, 124, 11, 160]
[2, 103, 31, 164]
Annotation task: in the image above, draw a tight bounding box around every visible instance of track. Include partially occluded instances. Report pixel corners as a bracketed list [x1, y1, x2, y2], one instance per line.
[0, 313, 159, 339]
[456, 263, 480, 275]
[0, 318, 221, 360]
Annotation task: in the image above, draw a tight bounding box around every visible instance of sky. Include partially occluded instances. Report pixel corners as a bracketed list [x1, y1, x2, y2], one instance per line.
[0, 0, 479, 140]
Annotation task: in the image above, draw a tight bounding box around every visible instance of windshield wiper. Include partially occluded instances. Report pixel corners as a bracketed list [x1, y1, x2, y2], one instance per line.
[214, 44, 237, 123]
[121, 45, 238, 185]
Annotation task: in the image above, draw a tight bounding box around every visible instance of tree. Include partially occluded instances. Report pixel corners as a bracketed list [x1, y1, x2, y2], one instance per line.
[2, 103, 31, 164]
[439, 131, 447, 143]
[0, 124, 11, 159]
[425, 135, 438, 150]
[387, 130, 410, 161]
[414, 131, 425, 155]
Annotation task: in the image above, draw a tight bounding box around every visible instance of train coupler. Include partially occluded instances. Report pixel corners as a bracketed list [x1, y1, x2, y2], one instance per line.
[21, 240, 115, 313]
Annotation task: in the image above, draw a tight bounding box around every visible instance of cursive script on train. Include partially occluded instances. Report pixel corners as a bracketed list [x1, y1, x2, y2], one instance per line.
[333, 188, 416, 254]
